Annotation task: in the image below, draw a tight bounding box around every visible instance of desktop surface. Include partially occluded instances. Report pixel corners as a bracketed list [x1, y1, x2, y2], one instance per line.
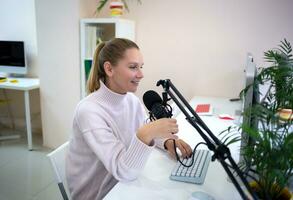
[104, 96, 243, 200]
[104, 149, 242, 200]
[0, 77, 39, 90]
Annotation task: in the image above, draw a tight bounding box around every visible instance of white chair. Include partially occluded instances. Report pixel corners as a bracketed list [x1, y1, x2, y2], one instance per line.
[47, 141, 70, 200]
[0, 89, 20, 141]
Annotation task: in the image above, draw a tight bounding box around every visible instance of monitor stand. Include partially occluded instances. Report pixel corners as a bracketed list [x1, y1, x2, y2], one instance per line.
[9, 73, 26, 78]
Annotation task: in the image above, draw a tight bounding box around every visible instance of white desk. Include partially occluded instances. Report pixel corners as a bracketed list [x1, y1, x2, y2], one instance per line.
[0, 77, 40, 150]
[104, 96, 243, 200]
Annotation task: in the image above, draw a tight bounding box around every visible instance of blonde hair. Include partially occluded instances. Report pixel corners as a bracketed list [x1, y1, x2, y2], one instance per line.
[86, 38, 139, 94]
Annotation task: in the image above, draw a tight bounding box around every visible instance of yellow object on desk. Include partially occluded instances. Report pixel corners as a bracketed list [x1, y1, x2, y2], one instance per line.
[10, 79, 19, 83]
[279, 109, 293, 120]
[0, 78, 7, 83]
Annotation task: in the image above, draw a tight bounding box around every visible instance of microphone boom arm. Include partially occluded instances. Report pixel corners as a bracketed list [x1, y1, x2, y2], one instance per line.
[156, 79, 258, 200]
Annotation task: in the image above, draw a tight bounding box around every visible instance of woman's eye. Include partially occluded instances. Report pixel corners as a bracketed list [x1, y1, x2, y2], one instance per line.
[129, 65, 138, 70]
[129, 64, 143, 71]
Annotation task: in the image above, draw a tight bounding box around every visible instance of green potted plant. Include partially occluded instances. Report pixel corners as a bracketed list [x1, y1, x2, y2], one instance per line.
[222, 39, 293, 200]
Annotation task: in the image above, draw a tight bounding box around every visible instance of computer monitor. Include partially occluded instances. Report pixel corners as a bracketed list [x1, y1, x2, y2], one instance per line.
[239, 53, 259, 166]
[0, 40, 27, 76]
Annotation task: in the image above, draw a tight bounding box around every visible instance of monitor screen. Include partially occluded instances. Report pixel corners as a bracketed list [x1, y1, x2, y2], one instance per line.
[0, 40, 27, 75]
[239, 53, 259, 166]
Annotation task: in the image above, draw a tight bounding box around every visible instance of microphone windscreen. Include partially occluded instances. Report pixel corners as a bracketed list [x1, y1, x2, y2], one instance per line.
[143, 90, 162, 111]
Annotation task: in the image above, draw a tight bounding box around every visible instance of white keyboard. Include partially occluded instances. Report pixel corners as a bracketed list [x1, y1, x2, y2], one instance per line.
[170, 149, 211, 184]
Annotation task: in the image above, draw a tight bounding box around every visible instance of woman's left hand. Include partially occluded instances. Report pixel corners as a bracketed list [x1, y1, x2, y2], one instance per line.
[164, 139, 192, 159]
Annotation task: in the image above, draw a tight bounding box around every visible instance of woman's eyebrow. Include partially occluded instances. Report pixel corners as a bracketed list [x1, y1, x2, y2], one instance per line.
[128, 62, 144, 65]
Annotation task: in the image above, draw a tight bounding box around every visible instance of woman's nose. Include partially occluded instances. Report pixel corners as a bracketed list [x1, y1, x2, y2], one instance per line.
[137, 68, 144, 78]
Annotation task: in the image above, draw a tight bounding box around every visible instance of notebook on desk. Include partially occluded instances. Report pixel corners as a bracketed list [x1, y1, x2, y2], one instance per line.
[195, 104, 213, 116]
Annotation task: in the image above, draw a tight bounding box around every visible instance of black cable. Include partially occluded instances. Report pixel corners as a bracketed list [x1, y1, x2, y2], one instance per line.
[173, 140, 207, 168]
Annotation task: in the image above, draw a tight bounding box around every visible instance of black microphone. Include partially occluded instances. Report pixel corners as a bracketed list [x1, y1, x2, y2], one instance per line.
[143, 90, 172, 120]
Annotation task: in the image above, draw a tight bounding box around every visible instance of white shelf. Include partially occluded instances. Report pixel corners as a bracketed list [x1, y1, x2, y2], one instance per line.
[80, 18, 135, 98]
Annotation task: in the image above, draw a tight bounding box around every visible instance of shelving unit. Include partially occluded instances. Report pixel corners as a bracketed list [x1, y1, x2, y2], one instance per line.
[80, 18, 135, 98]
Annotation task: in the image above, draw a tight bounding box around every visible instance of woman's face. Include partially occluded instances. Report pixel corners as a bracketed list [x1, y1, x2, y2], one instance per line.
[105, 48, 144, 94]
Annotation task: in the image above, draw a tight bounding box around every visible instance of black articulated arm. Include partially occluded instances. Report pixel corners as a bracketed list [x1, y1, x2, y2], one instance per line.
[156, 79, 259, 200]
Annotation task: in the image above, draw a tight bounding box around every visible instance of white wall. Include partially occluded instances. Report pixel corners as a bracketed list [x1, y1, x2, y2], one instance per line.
[0, 0, 38, 77]
[0, 0, 41, 134]
[6, 0, 290, 148]
[35, 0, 81, 148]
[118, 0, 293, 100]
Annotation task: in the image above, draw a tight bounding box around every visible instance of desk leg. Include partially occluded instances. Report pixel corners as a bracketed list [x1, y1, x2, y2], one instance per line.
[24, 90, 33, 150]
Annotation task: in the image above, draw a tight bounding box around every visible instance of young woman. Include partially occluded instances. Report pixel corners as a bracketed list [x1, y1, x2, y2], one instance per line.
[66, 38, 192, 200]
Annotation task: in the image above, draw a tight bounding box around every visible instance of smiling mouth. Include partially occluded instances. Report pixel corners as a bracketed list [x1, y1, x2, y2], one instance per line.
[131, 81, 140, 85]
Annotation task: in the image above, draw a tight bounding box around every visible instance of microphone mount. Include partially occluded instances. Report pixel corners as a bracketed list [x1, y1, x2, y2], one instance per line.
[156, 79, 259, 200]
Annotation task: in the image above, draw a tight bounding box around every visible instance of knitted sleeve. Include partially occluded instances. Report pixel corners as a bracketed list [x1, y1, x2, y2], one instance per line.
[76, 102, 154, 182]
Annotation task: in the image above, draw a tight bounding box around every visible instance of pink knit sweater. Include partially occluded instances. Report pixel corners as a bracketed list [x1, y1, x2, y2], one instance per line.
[66, 81, 160, 200]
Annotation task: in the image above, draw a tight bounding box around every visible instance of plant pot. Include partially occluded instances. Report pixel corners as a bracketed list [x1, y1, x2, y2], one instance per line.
[109, 0, 124, 17]
[249, 181, 292, 200]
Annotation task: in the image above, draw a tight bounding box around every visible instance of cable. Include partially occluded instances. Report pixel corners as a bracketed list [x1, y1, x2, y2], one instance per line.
[173, 140, 207, 167]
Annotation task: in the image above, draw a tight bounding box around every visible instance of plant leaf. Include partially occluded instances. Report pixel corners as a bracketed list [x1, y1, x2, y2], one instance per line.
[97, 0, 108, 13]
[121, 0, 130, 12]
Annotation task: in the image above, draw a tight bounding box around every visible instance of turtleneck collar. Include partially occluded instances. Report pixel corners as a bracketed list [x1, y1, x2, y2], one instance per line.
[94, 80, 128, 107]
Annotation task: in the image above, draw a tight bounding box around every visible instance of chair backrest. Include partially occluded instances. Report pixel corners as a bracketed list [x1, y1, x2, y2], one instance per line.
[47, 141, 70, 200]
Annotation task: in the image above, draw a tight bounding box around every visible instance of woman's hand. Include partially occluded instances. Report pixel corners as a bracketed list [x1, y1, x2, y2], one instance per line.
[137, 118, 179, 145]
[164, 138, 192, 159]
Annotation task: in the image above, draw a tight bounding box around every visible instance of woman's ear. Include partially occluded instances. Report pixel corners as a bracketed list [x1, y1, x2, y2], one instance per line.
[103, 61, 113, 77]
